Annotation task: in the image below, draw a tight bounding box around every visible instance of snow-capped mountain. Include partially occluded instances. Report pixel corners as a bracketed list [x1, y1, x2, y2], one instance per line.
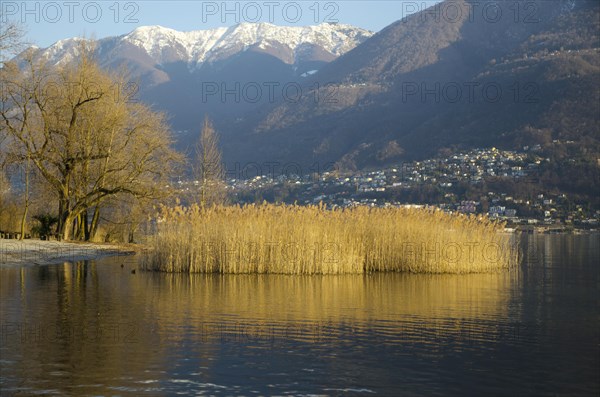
[19, 22, 371, 136]
[125, 23, 371, 66]
[35, 23, 372, 70]
[19, 22, 374, 151]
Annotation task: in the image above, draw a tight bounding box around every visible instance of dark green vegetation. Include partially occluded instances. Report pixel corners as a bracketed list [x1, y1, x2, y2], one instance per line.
[30, 214, 58, 240]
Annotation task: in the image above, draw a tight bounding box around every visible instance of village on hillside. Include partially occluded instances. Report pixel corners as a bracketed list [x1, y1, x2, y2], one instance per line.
[176, 147, 599, 232]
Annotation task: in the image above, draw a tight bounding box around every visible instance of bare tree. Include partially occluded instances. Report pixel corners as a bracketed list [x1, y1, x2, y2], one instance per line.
[1, 43, 183, 240]
[0, 21, 26, 64]
[194, 117, 226, 207]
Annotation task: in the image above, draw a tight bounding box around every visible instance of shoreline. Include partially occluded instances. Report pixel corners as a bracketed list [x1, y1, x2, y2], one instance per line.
[510, 225, 599, 234]
[0, 239, 137, 268]
[1, 229, 596, 269]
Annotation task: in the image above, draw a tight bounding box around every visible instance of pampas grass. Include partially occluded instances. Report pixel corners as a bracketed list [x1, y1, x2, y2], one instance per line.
[141, 204, 518, 274]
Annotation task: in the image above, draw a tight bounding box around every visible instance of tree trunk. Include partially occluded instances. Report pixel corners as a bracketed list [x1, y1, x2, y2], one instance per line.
[89, 206, 101, 241]
[82, 209, 91, 241]
[57, 198, 68, 240]
[62, 214, 75, 241]
[57, 201, 75, 241]
[19, 205, 28, 240]
[74, 213, 84, 241]
[19, 157, 30, 240]
[84, 220, 91, 241]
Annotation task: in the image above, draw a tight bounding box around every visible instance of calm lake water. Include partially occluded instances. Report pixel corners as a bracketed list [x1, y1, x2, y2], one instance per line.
[1, 234, 598, 396]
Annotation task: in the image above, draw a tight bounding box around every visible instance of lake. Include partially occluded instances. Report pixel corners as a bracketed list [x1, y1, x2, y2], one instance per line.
[1, 234, 598, 396]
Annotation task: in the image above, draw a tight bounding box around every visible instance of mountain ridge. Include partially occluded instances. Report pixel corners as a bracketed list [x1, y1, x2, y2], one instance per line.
[14, 0, 599, 199]
[31, 22, 373, 71]
[228, 0, 599, 173]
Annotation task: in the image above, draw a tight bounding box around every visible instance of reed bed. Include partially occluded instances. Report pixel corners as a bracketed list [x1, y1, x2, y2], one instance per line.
[141, 204, 518, 274]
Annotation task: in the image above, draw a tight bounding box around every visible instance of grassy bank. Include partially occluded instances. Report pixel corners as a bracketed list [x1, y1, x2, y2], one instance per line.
[141, 204, 518, 274]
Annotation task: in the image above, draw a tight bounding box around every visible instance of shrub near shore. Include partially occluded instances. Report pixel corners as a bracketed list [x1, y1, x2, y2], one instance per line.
[142, 204, 518, 274]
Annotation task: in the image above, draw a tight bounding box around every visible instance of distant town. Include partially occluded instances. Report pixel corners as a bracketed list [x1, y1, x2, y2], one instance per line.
[177, 147, 599, 232]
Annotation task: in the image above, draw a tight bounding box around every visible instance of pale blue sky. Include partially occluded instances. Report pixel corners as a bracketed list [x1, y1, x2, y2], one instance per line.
[1, 1, 441, 48]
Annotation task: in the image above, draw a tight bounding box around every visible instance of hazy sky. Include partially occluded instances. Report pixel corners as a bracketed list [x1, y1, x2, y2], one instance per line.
[2, 1, 442, 48]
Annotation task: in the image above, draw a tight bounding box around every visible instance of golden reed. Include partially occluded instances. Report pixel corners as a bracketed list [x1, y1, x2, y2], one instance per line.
[141, 204, 518, 274]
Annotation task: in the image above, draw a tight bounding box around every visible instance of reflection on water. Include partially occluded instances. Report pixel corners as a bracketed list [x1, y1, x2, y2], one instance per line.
[1, 234, 598, 396]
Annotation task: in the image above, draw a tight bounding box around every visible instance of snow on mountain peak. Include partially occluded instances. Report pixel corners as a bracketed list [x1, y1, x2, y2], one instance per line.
[119, 23, 371, 66]
[28, 23, 372, 71]
[38, 37, 89, 66]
